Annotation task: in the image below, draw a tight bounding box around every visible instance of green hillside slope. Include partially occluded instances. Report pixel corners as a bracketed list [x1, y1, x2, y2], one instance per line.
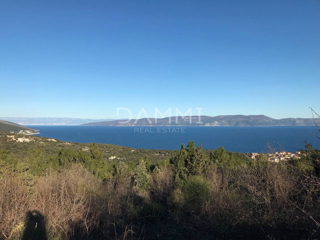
[0, 120, 37, 133]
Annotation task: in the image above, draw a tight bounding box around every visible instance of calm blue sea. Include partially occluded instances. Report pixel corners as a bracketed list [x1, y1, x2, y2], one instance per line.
[26, 126, 320, 153]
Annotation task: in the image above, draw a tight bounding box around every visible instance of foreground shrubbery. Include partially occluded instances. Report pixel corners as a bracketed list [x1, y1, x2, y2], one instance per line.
[0, 141, 320, 239]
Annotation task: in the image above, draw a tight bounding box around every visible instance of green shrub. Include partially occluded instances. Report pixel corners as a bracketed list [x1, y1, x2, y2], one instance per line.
[134, 159, 152, 190]
[182, 176, 211, 214]
[168, 188, 185, 209]
[170, 141, 210, 186]
[289, 157, 314, 174]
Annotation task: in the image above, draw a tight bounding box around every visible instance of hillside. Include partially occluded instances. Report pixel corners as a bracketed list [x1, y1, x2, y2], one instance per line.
[0, 132, 319, 239]
[82, 115, 315, 126]
[0, 117, 114, 125]
[0, 132, 174, 162]
[0, 120, 38, 133]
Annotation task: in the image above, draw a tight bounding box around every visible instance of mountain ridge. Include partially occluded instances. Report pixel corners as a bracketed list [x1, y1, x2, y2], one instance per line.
[82, 115, 316, 126]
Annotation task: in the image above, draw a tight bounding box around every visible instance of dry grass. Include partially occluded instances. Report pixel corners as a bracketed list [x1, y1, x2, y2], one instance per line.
[31, 164, 100, 238]
[0, 161, 319, 239]
[0, 172, 30, 239]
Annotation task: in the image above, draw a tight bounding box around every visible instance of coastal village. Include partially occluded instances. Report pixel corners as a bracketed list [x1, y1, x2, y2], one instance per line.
[250, 151, 301, 162]
[5, 133, 57, 143]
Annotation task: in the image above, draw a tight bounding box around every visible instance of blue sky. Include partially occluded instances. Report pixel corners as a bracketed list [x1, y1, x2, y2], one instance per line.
[1, 0, 319, 119]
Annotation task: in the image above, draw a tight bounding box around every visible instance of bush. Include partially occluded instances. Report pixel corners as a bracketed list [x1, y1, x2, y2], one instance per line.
[182, 176, 211, 214]
[133, 159, 152, 191]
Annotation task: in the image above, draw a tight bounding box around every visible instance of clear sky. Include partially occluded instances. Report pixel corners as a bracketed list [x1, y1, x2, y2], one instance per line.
[1, 0, 319, 119]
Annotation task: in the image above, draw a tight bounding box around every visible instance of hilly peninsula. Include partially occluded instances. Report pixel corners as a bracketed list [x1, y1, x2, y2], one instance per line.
[82, 115, 316, 127]
[0, 120, 38, 134]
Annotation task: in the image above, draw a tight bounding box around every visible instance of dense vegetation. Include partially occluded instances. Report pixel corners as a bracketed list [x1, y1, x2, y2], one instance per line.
[0, 133, 320, 239]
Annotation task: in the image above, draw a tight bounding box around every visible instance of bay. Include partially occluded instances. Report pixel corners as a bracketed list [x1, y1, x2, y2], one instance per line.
[26, 126, 320, 153]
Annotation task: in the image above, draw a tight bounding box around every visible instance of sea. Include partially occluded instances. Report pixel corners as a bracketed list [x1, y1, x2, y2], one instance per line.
[25, 126, 320, 153]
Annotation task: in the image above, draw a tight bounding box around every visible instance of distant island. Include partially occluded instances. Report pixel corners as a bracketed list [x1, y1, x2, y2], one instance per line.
[0, 115, 317, 127]
[82, 115, 317, 127]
